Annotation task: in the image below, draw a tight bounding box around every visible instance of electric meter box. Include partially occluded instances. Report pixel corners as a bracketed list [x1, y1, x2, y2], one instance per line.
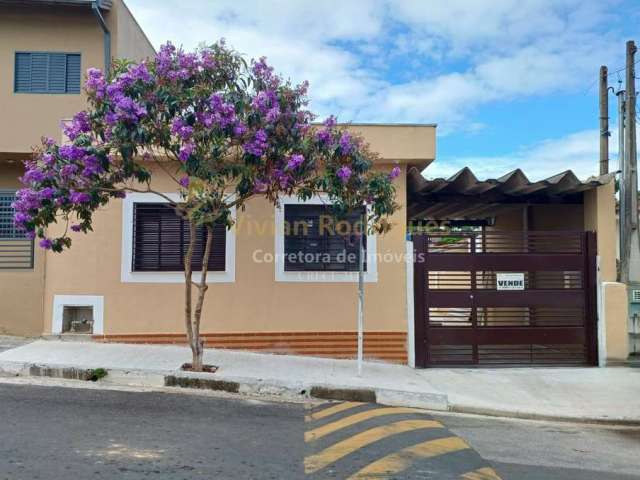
[628, 283, 640, 356]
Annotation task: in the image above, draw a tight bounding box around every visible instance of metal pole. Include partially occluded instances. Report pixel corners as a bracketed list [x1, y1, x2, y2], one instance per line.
[600, 66, 610, 175]
[357, 213, 365, 377]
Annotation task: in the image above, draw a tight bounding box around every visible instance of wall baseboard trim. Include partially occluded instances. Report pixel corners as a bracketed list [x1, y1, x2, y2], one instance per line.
[93, 331, 408, 363]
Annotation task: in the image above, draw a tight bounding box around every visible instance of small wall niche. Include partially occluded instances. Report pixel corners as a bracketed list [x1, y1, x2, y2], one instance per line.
[62, 306, 94, 334]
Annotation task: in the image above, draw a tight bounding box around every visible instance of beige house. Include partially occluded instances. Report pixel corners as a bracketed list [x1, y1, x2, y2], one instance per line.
[0, 0, 629, 367]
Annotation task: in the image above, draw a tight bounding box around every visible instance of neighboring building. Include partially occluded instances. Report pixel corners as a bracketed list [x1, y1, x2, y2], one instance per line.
[0, 2, 628, 367]
[0, 0, 155, 335]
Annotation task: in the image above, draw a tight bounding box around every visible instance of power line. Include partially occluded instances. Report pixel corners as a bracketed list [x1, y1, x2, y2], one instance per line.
[584, 57, 640, 94]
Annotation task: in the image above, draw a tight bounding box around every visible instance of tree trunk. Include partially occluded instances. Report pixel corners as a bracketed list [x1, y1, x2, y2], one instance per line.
[190, 225, 214, 371]
[184, 222, 198, 369]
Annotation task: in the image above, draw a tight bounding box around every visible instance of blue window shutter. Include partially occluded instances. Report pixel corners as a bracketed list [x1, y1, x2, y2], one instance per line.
[30, 53, 49, 92]
[65, 54, 81, 93]
[14, 52, 81, 93]
[48, 53, 67, 93]
[14, 53, 31, 92]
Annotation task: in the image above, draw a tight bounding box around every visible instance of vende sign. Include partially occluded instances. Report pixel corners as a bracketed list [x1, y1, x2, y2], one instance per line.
[496, 273, 525, 291]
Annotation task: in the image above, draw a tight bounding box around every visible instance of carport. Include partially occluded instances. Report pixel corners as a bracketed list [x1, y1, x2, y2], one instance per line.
[407, 167, 616, 367]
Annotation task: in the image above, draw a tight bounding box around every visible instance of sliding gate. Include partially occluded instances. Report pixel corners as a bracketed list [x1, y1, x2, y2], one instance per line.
[413, 231, 598, 367]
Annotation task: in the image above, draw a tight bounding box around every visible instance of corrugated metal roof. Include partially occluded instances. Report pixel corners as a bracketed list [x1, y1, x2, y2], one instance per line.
[408, 166, 614, 221]
[0, 0, 111, 9]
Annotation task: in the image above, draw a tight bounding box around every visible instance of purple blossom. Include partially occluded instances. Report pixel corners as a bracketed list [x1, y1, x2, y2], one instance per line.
[70, 191, 91, 204]
[339, 132, 353, 155]
[233, 122, 247, 137]
[85, 68, 106, 98]
[63, 111, 91, 140]
[60, 164, 79, 178]
[337, 165, 352, 183]
[251, 90, 278, 115]
[39, 238, 53, 249]
[316, 128, 332, 145]
[178, 143, 195, 162]
[81, 155, 103, 177]
[200, 49, 217, 69]
[38, 187, 55, 200]
[170, 118, 193, 140]
[128, 62, 152, 83]
[112, 95, 147, 123]
[156, 42, 177, 77]
[389, 166, 401, 180]
[279, 174, 291, 189]
[42, 153, 55, 166]
[252, 57, 273, 80]
[286, 154, 304, 170]
[243, 129, 268, 157]
[22, 168, 45, 184]
[70, 224, 82, 232]
[323, 116, 337, 128]
[208, 94, 236, 128]
[14, 212, 30, 225]
[266, 107, 280, 122]
[59, 145, 86, 161]
[179, 176, 190, 188]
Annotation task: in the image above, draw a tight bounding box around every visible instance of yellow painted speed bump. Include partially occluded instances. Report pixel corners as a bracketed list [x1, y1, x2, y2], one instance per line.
[304, 419, 444, 474]
[305, 407, 424, 442]
[460, 466, 502, 479]
[305, 402, 364, 422]
[346, 436, 471, 479]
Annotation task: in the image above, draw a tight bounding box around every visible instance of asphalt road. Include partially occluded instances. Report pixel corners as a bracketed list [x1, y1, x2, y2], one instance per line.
[0, 382, 638, 480]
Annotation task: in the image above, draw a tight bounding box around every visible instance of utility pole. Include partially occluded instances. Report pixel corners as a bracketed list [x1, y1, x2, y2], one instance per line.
[618, 88, 627, 282]
[600, 65, 609, 175]
[623, 40, 640, 283]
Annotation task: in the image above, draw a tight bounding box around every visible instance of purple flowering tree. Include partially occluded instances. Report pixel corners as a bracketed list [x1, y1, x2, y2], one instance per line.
[14, 40, 398, 371]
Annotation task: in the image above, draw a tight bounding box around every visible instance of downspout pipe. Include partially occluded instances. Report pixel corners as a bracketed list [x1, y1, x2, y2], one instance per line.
[92, 0, 111, 77]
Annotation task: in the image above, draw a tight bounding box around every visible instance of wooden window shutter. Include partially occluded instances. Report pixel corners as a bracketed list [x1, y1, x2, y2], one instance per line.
[132, 203, 226, 272]
[283, 204, 366, 272]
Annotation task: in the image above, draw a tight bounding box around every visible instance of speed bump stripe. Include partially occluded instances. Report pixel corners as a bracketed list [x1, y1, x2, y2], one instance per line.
[305, 407, 424, 442]
[346, 436, 470, 479]
[305, 402, 364, 422]
[304, 419, 444, 474]
[460, 467, 502, 479]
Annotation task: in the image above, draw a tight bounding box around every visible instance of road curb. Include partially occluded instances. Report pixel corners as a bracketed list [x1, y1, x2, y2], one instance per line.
[2, 360, 638, 426]
[448, 404, 640, 427]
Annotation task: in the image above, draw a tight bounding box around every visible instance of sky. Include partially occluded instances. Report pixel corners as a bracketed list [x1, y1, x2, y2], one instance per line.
[125, 0, 640, 181]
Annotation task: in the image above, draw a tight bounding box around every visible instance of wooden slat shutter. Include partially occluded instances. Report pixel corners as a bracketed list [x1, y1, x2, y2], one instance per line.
[283, 204, 366, 272]
[132, 203, 226, 272]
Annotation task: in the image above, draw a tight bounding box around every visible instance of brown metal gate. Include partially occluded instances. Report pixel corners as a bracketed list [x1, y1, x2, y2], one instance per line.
[413, 231, 598, 367]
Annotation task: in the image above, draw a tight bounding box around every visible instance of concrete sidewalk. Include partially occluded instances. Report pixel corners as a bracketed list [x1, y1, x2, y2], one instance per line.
[0, 339, 639, 424]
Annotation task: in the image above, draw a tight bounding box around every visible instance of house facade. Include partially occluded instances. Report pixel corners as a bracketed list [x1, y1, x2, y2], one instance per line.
[0, 0, 155, 336]
[0, 1, 629, 367]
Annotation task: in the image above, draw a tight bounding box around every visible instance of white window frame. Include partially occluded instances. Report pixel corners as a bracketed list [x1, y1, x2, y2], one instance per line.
[52, 294, 104, 335]
[121, 192, 236, 283]
[274, 194, 378, 283]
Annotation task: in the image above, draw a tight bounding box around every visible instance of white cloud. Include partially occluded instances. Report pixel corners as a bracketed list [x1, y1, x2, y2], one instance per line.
[426, 128, 623, 181]
[125, 0, 625, 132]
